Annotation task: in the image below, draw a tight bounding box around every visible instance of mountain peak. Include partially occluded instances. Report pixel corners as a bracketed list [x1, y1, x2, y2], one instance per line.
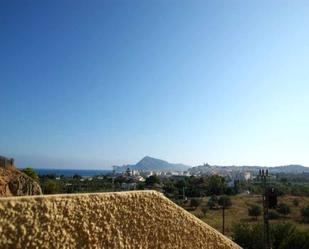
[116, 156, 190, 172]
[141, 156, 155, 161]
[138, 156, 166, 164]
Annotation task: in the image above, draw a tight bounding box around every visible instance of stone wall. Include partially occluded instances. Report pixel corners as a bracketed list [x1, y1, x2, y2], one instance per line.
[0, 191, 240, 249]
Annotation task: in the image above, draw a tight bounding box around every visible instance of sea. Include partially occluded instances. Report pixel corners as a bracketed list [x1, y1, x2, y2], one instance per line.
[30, 168, 112, 177]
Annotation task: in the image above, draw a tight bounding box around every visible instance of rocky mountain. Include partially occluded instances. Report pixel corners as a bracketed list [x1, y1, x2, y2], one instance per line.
[0, 157, 42, 197]
[114, 156, 190, 172]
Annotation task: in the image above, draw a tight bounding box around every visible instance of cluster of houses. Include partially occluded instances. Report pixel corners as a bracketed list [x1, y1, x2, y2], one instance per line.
[114, 168, 191, 190]
[127, 169, 191, 178]
[117, 167, 253, 190]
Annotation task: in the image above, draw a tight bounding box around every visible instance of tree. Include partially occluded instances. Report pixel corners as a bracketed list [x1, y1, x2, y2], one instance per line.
[72, 174, 82, 180]
[218, 195, 231, 235]
[42, 179, 60, 194]
[145, 175, 160, 186]
[248, 205, 262, 220]
[208, 195, 218, 209]
[207, 175, 227, 195]
[175, 179, 186, 189]
[301, 206, 309, 223]
[136, 182, 145, 190]
[22, 167, 39, 182]
[277, 203, 290, 216]
[218, 195, 232, 208]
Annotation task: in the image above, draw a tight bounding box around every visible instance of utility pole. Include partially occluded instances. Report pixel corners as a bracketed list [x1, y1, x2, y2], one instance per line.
[259, 169, 270, 249]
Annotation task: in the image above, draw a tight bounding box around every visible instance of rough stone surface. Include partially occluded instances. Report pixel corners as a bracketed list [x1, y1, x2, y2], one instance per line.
[0, 166, 42, 197]
[0, 191, 241, 249]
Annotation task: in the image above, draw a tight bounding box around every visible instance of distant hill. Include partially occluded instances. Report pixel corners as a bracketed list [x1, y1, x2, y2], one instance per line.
[189, 164, 309, 175]
[114, 156, 309, 175]
[114, 156, 190, 172]
[269, 165, 309, 174]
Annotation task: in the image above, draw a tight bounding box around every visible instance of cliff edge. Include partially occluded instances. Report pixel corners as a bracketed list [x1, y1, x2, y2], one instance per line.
[0, 191, 240, 249]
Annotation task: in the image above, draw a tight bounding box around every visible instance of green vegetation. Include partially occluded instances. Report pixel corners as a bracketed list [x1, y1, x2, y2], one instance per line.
[208, 195, 219, 209]
[218, 195, 232, 208]
[42, 179, 60, 194]
[182, 194, 309, 238]
[277, 203, 291, 216]
[22, 167, 39, 182]
[268, 210, 280, 220]
[145, 175, 160, 186]
[232, 222, 309, 249]
[36, 171, 309, 248]
[248, 205, 262, 220]
[301, 206, 309, 223]
[232, 223, 264, 249]
[190, 198, 201, 209]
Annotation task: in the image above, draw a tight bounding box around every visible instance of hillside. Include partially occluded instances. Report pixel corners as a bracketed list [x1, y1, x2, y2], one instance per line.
[0, 159, 42, 197]
[0, 191, 240, 249]
[115, 156, 190, 172]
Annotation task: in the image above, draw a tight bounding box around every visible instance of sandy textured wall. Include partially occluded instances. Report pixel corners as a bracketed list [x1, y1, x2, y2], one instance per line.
[0, 191, 240, 249]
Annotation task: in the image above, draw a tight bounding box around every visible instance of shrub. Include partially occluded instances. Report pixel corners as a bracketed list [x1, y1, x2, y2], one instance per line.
[279, 230, 309, 249]
[232, 222, 300, 249]
[268, 210, 280, 220]
[208, 195, 218, 209]
[248, 205, 262, 220]
[232, 223, 264, 249]
[271, 222, 296, 249]
[218, 195, 232, 208]
[136, 183, 145, 190]
[22, 167, 39, 182]
[277, 203, 290, 216]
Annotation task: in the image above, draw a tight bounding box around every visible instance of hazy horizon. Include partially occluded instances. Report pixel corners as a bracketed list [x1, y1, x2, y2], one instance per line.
[13, 154, 309, 170]
[1, 1, 309, 169]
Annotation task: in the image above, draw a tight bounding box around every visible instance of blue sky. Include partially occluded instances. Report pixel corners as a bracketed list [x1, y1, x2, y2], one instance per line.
[1, 1, 309, 169]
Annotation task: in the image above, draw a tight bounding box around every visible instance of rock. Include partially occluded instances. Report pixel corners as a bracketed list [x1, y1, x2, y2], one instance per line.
[0, 159, 42, 197]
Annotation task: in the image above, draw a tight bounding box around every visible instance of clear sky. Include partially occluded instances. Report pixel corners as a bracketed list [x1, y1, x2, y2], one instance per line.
[1, 0, 309, 169]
